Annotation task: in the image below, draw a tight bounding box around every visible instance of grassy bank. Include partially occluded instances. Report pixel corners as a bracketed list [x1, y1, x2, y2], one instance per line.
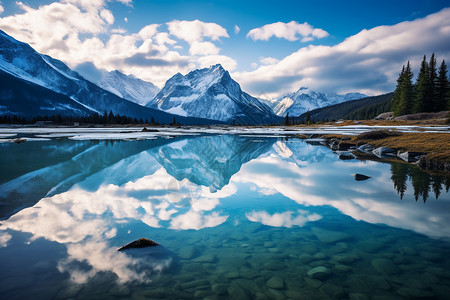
[320, 130, 450, 173]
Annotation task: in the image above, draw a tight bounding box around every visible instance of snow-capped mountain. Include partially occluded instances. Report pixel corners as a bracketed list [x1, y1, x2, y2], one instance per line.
[147, 64, 280, 124]
[98, 70, 160, 106]
[0, 30, 214, 124]
[273, 87, 366, 117]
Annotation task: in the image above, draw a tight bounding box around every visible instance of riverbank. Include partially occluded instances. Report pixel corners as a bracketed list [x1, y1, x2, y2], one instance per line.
[317, 130, 450, 174]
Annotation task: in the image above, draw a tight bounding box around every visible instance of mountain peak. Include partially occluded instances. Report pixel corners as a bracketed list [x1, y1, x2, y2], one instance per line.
[148, 64, 278, 124]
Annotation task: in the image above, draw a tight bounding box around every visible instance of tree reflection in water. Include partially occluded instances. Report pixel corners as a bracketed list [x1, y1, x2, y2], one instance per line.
[390, 162, 450, 202]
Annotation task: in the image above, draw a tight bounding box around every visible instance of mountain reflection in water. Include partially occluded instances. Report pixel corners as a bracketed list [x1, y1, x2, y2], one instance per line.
[0, 134, 449, 299]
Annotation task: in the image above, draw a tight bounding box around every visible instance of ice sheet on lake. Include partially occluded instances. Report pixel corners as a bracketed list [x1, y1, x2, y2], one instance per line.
[0, 125, 447, 141]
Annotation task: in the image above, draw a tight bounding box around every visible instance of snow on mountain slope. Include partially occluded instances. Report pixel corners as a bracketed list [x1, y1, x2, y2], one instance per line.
[273, 87, 367, 117]
[98, 70, 160, 106]
[0, 30, 216, 124]
[148, 64, 280, 124]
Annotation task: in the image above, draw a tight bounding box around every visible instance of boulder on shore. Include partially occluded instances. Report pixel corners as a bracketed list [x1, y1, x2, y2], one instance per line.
[117, 238, 159, 251]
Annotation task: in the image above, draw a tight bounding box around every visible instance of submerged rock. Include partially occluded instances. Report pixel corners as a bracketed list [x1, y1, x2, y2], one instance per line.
[371, 258, 399, 275]
[354, 174, 371, 181]
[266, 276, 284, 289]
[312, 227, 351, 243]
[307, 266, 332, 280]
[117, 238, 158, 251]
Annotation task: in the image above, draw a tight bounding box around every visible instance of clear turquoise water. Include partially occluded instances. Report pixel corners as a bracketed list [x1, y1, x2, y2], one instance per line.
[0, 135, 449, 300]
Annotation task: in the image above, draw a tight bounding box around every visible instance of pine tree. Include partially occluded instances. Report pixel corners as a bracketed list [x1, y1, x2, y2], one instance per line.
[284, 112, 290, 126]
[392, 65, 405, 116]
[413, 55, 430, 113]
[427, 53, 438, 112]
[393, 62, 414, 116]
[436, 60, 449, 111]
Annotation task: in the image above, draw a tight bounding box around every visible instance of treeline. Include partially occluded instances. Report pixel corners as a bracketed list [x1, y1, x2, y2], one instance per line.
[0, 111, 175, 125]
[393, 53, 449, 116]
[344, 97, 393, 120]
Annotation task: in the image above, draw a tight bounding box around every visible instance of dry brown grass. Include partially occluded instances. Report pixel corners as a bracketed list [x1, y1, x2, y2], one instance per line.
[319, 131, 450, 163]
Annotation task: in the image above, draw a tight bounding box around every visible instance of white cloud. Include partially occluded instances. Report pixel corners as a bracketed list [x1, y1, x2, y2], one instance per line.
[236, 8, 450, 98]
[0, 1, 235, 87]
[247, 210, 321, 228]
[189, 41, 221, 55]
[124, 17, 128, 22]
[234, 24, 240, 34]
[0, 4, 4, 15]
[0, 231, 12, 247]
[167, 19, 229, 44]
[197, 54, 237, 71]
[247, 21, 328, 42]
[259, 56, 279, 65]
[116, 0, 133, 6]
[111, 27, 126, 34]
[100, 9, 114, 24]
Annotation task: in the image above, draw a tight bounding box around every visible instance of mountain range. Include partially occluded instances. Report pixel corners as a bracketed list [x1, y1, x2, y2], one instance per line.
[0, 30, 214, 125]
[0, 30, 373, 125]
[273, 87, 366, 117]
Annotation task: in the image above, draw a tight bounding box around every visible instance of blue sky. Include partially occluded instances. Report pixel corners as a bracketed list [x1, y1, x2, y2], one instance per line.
[0, 0, 449, 97]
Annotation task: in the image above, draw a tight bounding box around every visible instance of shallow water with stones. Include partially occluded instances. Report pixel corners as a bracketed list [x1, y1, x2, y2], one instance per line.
[0, 134, 449, 300]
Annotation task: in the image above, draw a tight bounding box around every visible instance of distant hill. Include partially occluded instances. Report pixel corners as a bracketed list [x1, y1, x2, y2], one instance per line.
[297, 92, 393, 121]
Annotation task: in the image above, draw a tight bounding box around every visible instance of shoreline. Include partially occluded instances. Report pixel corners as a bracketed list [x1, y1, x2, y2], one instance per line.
[1, 124, 449, 174]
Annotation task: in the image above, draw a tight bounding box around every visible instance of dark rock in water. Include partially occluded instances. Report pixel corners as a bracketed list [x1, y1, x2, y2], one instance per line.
[11, 138, 26, 144]
[142, 127, 159, 132]
[354, 174, 371, 181]
[117, 238, 158, 251]
[337, 151, 356, 160]
[338, 141, 353, 151]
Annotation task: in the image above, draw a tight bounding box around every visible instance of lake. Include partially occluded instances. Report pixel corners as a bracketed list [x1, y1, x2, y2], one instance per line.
[0, 132, 449, 299]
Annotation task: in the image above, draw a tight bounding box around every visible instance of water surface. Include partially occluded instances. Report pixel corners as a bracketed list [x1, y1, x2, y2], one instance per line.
[0, 135, 449, 299]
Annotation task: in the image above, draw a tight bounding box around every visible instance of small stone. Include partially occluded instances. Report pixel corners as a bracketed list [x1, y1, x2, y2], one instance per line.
[193, 254, 215, 263]
[263, 261, 284, 270]
[264, 241, 275, 247]
[285, 290, 302, 298]
[320, 283, 345, 298]
[268, 247, 279, 253]
[211, 283, 228, 295]
[333, 254, 360, 264]
[266, 276, 284, 289]
[230, 232, 246, 241]
[349, 293, 370, 300]
[372, 258, 399, 275]
[397, 287, 434, 298]
[298, 253, 315, 264]
[302, 244, 318, 254]
[313, 252, 327, 259]
[225, 271, 240, 279]
[178, 246, 196, 259]
[334, 264, 351, 273]
[240, 267, 258, 279]
[312, 227, 351, 243]
[305, 277, 322, 288]
[307, 266, 331, 280]
[227, 284, 249, 299]
[268, 288, 285, 300]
